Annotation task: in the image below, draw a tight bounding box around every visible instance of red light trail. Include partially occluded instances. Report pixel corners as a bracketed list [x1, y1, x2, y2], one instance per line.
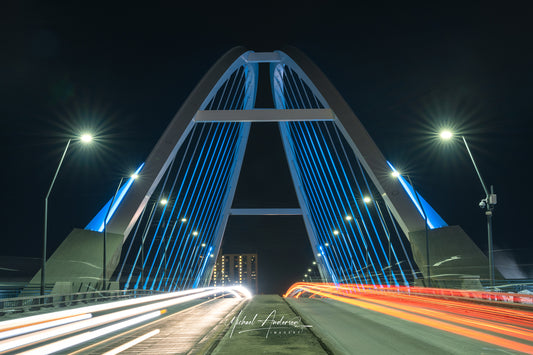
[284, 283, 533, 354]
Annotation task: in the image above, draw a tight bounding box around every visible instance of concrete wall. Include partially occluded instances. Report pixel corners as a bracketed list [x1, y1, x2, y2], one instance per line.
[409, 225, 498, 288]
[28, 228, 123, 290]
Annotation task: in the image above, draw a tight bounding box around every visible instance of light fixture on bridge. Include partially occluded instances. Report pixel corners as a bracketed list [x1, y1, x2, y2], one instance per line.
[391, 171, 400, 178]
[317, 253, 321, 257]
[439, 128, 496, 287]
[131, 173, 139, 179]
[80, 133, 93, 143]
[439, 129, 453, 140]
[363, 196, 372, 203]
[325, 242, 329, 247]
[160, 199, 168, 205]
[345, 215, 352, 221]
[42, 132, 94, 296]
[312, 261, 316, 265]
[192, 231, 199, 236]
[304, 274, 308, 277]
[181, 217, 187, 223]
[333, 230, 340, 236]
[308, 268, 311, 272]
[201, 243, 206, 247]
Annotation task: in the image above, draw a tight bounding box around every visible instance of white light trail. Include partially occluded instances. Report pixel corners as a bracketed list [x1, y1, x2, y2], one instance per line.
[102, 329, 160, 355]
[19, 311, 163, 355]
[0, 286, 251, 353]
[0, 313, 92, 340]
[0, 288, 211, 332]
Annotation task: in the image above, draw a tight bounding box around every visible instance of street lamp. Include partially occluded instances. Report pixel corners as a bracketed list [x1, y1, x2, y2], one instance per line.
[391, 170, 431, 287]
[102, 172, 138, 291]
[352, 217, 371, 281]
[371, 198, 393, 282]
[139, 198, 168, 286]
[80, 134, 93, 143]
[41, 134, 93, 296]
[440, 130, 497, 287]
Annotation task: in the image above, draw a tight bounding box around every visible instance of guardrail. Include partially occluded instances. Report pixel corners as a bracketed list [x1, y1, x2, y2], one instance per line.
[0, 289, 165, 316]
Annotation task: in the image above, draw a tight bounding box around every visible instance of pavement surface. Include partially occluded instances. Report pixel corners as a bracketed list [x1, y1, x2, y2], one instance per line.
[211, 295, 328, 354]
[68, 297, 244, 354]
[8, 294, 531, 354]
[286, 297, 530, 355]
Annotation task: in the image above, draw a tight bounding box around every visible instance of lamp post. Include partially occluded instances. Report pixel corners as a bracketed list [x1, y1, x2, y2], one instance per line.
[102, 172, 141, 290]
[139, 198, 168, 287]
[407, 176, 431, 287]
[102, 177, 125, 291]
[140, 202, 155, 286]
[391, 171, 431, 287]
[42, 134, 93, 296]
[360, 196, 392, 283]
[363, 196, 393, 283]
[440, 130, 496, 287]
[349, 217, 371, 281]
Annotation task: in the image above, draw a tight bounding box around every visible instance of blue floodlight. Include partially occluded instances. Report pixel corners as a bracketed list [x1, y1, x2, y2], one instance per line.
[85, 163, 145, 232]
[387, 161, 447, 229]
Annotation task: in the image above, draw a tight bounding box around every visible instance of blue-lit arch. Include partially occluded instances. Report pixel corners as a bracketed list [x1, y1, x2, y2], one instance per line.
[79, 48, 480, 292]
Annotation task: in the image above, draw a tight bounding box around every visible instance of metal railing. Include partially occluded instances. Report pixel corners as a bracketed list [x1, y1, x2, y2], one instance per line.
[0, 289, 165, 317]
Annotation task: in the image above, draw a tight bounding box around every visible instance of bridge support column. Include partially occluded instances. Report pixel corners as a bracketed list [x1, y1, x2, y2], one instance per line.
[409, 225, 495, 289]
[28, 228, 123, 292]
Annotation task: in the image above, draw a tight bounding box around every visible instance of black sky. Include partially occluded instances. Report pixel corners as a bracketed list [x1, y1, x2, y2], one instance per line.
[1, 2, 532, 293]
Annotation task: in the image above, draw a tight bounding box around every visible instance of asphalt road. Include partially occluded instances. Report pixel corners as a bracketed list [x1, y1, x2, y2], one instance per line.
[69, 297, 244, 354]
[286, 297, 532, 354]
[1, 292, 247, 354]
[4, 292, 530, 354]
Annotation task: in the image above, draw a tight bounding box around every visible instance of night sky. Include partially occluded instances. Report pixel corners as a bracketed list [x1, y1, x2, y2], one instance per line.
[1, 2, 532, 294]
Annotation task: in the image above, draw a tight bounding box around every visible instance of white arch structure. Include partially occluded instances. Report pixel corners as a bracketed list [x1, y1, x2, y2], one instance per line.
[33, 47, 492, 292]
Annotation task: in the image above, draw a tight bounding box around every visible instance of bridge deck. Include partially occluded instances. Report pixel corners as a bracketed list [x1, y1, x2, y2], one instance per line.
[286, 297, 533, 354]
[211, 295, 327, 354]
[76, 298, 243, 354]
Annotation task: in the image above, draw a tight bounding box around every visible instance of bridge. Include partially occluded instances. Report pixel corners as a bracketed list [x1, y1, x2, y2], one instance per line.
[1, 47, 532, 353]
[0, 284, 532, 353]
